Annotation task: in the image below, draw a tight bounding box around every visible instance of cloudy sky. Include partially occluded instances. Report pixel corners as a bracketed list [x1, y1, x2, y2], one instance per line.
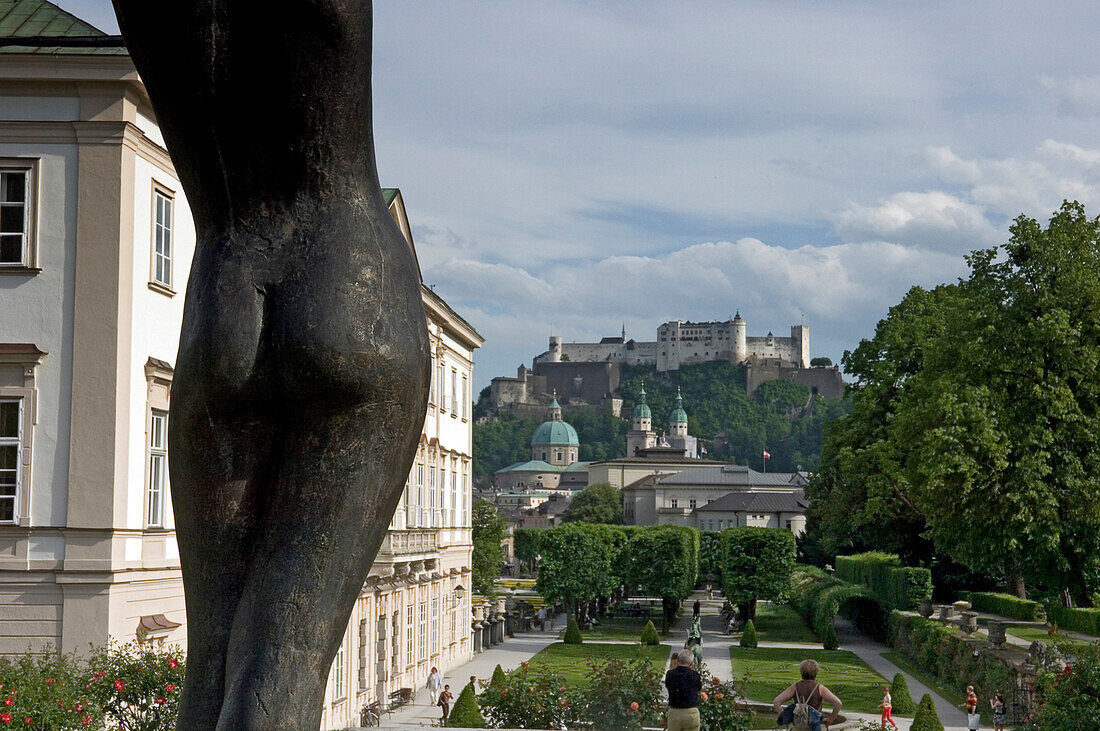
[65, 1, 1100, 389]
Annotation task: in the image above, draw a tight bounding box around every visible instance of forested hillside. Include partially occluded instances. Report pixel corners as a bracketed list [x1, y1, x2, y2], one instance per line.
[473, 361, 850, 480]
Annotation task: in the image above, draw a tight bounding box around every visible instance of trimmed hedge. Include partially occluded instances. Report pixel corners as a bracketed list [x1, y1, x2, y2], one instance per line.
[641, 620, 660, 646]
[490, 664, 506, 688]
[835, 552, 932, 610]
[739, 620, 758, 648]
[789, 568, 878, 650]
[910, 693, 944, 731]
[964, 591, 1045, 622]
[446, 683, 486, 728]
[564, 616, 583, 644]
[890, 672, 916, 715]
[1045, 603, 1100, 635]
[890, 612, 1015, 706]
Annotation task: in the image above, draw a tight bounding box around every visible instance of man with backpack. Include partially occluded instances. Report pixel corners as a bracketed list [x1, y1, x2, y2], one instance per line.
[771, 659, 843, 730]
[664, 649, 702, 731]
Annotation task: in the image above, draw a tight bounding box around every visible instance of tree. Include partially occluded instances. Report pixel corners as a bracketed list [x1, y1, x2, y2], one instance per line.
[535, 523, 623, 621]
[813, 203, 1100, 603]
[472, 499, 506, 595]
[719, 527, 795, 621]
[625, 526, 698, 630]
[561, 482, 623, 524]
[640, 620, 660, 645]
[513, 528, 543, 576]
[699, 531, 722, 581]
[810, 357, 833, 367]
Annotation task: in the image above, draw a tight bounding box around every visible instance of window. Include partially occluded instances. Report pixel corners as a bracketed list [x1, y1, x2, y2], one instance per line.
[431, 596, 439, 654]
[0, 399, 21, 523]
[450, 469, 457, 527]
[671, 498, 678, 509]
[147, 410, 168, 527]
[438, 363, 446, 412]
[419, 601, 428, 661]
[450, 369, 458, 415]
[331, 641, 346, 702]
[461, 375, 469, 420]
[151, 188, 173, 290]
[689, 499, 697, 509]
[0, 161, 36, 269]
[406, 603, 414, 667]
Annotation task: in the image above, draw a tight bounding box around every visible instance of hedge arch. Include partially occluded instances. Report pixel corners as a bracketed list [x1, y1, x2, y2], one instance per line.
[791, 570, 887, 650]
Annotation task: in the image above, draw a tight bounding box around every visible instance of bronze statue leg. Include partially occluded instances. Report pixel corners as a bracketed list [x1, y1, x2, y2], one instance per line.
[111, 1, 432, 726]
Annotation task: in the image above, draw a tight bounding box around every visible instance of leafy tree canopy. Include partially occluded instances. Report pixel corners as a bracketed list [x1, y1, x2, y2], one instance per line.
[809, 202, 1100, 602]
[561, 482, 623, 524]
[471, 499, 506, 594]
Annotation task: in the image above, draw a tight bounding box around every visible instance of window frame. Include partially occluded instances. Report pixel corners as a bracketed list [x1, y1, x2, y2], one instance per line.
[331, 640, 346, 703]
[146, 409, 168, 528]
[461, 374, 468, 421]
[419, 600, 428, 662]
[0, 397, 23, 524]
[450, 368, 458, 416]
[0, 344, 46, 525]
[405, 602, 415, 668]
[149, 183, 175, 295]
[0, 159, 40, 273]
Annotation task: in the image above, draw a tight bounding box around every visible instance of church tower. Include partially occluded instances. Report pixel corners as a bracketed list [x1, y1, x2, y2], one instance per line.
[665, 388, 698, 458]
[531, 391, 579, 466]
[626, 383, 658, 456]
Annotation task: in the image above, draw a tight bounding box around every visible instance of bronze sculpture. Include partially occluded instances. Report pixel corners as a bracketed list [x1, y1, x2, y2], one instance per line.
[110, 1, 430, 727]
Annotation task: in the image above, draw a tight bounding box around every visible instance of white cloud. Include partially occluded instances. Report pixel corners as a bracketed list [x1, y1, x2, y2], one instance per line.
[828, 191, 999, 251]
[1040, 75, 1100, 116]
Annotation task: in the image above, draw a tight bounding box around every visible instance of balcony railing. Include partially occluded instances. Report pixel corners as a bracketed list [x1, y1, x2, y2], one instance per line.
[378, 529, 438, 557]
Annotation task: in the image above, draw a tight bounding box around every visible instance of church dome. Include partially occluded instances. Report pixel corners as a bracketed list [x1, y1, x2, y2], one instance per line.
[531, 419, 580, 447]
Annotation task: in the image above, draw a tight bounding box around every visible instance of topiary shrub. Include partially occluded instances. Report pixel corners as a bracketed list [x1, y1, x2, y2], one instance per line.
[910, 694, 944, 731]
[822, 623, 839, 650]
[640, 620, 660, 646]
[889, 672, 916, 715]
[564, 616, 583, 644]
[490, 663, 506, 688]
[445, 683, 486, 728]
[739, 620, 758, 648]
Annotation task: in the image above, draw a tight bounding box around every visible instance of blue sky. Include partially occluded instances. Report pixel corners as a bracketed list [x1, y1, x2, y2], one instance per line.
[65, 1, 1100, 390]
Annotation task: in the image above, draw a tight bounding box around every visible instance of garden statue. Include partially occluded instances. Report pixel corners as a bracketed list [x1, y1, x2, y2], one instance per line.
[110, 1, 430, 729]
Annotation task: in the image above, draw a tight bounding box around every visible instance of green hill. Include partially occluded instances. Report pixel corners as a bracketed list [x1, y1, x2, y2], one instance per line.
[473, 361, 850, 479]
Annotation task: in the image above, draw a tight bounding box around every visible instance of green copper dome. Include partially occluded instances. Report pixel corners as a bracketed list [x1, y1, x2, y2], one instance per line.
[633, 385, 652, 419]
[670, 389, 688, 424]
[531, 419, 580, 447]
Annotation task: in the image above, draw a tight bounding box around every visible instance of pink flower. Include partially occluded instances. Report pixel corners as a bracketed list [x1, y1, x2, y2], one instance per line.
[73, 704, 82, 713]
[168, 658, 179, 669]
[155, 697, 166, 705]
[0, 715, 9, 725]
[3, 699, 11, 706]
[630, 702, 639, 711]
[113, 680, 124, 691]
[81, 717, 91, 727]
[700, 692, 708, 701]
[22, 719, 31, 726]
[43, 680, 53, 687]
[165, 684, 176, 693]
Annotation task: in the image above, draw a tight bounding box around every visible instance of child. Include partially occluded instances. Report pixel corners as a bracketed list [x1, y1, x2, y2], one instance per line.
[438, 684, 453, 722]
[880, 686, 897, 729]
[990, 693, 1006, 731]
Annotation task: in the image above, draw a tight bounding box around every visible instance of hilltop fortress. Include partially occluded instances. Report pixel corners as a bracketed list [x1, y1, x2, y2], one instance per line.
[490, 314, 843, 414]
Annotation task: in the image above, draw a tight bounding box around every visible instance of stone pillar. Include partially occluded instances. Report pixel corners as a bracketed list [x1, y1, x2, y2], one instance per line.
[988, 620, 1007, 647]
[937, 604, 954, 622]
[958, 611, 978, 634]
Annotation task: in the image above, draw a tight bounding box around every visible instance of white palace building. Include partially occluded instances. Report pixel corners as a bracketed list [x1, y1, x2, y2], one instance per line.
[0, 3, 483, 727]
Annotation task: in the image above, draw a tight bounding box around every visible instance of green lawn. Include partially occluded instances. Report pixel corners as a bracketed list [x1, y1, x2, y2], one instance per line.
[749, 603, 819, 644]
[578, 617, 669, 642]
[527, 642, 672, 687]
[729, 646, 888, 713]
[1004, 623, 1091, 648]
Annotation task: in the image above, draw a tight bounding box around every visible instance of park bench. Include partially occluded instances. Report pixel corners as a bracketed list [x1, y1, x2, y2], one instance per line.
[388, 687, 413, 710]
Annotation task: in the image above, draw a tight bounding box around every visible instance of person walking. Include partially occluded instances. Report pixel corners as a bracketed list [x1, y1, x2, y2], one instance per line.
[536, 606, 546, 631]
[772, 659, 843, 731]
[990, 693, 1006, 731]
[705, 583, 713, 600]
[426, 666, 443, 706]
[692, 599, 701, 619]
[965, 685, 979, 731]
[438, 684, 453, 722]
[879, 685, 897, 729]
[664, 649, 702, 731]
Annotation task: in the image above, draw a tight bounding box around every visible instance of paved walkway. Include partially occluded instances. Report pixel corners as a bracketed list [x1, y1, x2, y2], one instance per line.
[382, 617, 567, 727]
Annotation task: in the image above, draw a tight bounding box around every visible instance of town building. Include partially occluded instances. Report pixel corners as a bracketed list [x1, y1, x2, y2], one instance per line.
[492, 397, 590, 492]
[693, 489, 809, 535]
[0, 7, 482, 728]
